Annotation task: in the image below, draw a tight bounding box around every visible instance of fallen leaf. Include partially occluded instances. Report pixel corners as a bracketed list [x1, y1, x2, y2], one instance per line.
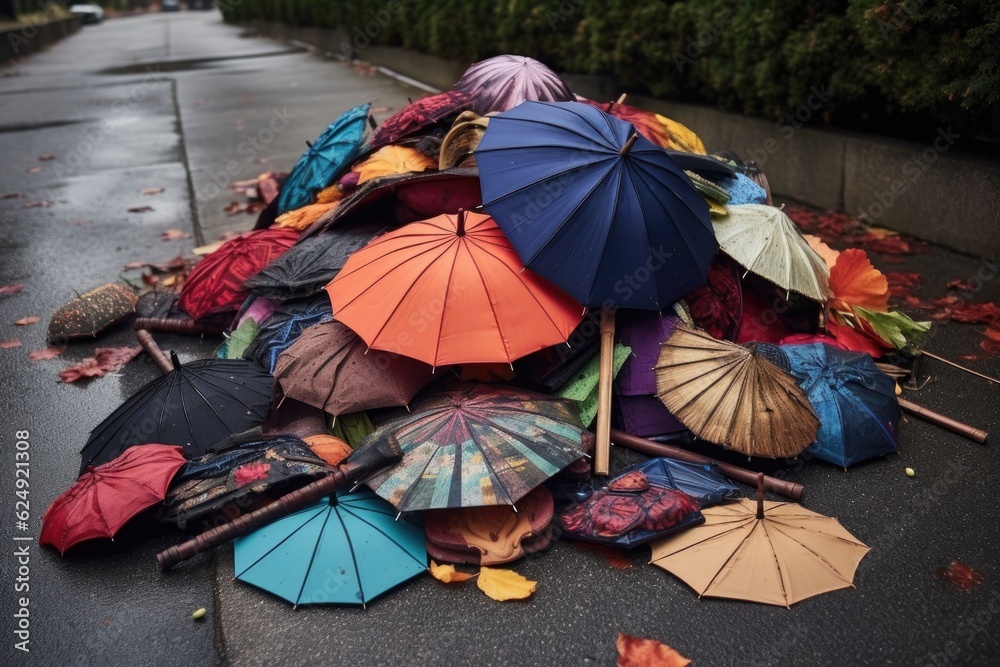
[140, 187, 165, 195]
[28, 347, 63, 361]
[935, 561, 984, 592]
[0, 338, 22, 349]
[429, 560, 476, 584]
[128, 205, 154, 213]
[886, 272, 921, 298]
[804, 233, 839, 268]
[947, 278, 974, 293]
[0, 284, 24, 295]
[829, 248, 890, 313]
[572, 542, 633, 569]
[21, 200, 52, 208]
[982, 327, 1000, 354]
[616, 633, 691, 667]
[122, 255, 190, 272]
[476, 567, 536, 601]
[26, 166, 43, 173]
[38, 153, 55, 161]
[58, 346, 141, 383]
[160, 229, 191, 241]
[825, 319, 890, 358]
[2, 192, 21, 199]
[14, 316, 39, 326]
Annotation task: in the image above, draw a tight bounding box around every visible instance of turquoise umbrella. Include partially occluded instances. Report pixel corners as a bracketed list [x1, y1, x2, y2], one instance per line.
[233, 488, 426, 607]
[276, 103, 371, 214]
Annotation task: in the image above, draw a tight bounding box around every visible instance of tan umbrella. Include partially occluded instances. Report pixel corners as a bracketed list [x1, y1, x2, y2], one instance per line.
[650, 474, 870, 607]
[654, 324, 818, 458]
[712, 204, 831, 302]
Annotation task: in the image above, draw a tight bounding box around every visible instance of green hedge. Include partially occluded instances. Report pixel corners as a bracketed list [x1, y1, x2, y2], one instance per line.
[220, 0, 1000, 139]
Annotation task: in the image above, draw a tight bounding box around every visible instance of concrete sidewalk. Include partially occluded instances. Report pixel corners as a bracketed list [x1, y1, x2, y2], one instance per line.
[2, 10, 1000, 667]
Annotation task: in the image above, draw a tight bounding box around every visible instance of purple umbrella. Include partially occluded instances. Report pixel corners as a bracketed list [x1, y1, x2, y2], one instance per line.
[454, 55, 573, 115]
[615, 312, 686, 437]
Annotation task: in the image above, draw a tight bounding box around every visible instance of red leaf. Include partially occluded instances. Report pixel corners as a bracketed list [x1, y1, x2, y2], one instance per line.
[0, 284, 24, 295]
[140, 187, 164, 195]
[616, 634, 691, 667]
[982, 327, 1000, 354]
[58, 346, 141, 383]
[128, 205, 154, 213]
[946, 278, 974, 293]
[935, 561, 984, 592]
[21, 200, 52, 208]
[28, 348, 63, 361]
[572, 542, 633, 570]
[14, 316, 39, 326]
[160, 229, 191, 241]
[0, 338, 22, 349]
[826, 319, 888, 358]
[886, 272, 921, 298]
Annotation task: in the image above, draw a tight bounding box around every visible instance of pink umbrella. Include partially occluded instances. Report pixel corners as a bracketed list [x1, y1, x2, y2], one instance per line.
[454, 54, 573, 114]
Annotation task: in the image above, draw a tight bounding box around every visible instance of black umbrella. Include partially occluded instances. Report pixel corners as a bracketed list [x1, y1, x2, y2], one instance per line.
[80, 352, 273, 472]
[243, 220, 387, 302]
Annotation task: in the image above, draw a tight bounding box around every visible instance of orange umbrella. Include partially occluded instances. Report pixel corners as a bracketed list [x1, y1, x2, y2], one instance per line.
[326, 210, 584, 366]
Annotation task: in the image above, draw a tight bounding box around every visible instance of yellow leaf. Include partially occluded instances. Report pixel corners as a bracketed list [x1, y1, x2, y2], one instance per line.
[352, 145, 436, 184]
[429, 560, 475, 584]
[476, 567, 536, 601]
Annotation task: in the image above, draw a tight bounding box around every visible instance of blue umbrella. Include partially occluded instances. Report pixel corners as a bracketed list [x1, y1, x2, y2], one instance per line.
[476, 101, 717, 473]
[234, 488, 426, 607]
[476, 101, 716, 310]
[782, 343, 900, 467]
[622, 456, 740, 507]
[276, 103, 371, 215]
[245, 295, 332, 373]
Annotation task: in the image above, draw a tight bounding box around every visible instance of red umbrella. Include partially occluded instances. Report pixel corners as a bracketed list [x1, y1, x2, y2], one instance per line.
[178, 228, 299, 320]
[371, 90, 473, 148]
[454, 54, 573, 114]
[40, 444, 187, 554]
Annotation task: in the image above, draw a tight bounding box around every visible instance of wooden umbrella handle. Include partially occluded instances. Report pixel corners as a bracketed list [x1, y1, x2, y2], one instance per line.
[610, 428, 804, 500]
[594, 308, 616, 476]
[135, 329, 174, 373]
[897, 398, 988, 443]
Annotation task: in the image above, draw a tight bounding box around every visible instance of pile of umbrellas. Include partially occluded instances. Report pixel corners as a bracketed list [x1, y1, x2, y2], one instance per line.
[42, 53, 973, 609]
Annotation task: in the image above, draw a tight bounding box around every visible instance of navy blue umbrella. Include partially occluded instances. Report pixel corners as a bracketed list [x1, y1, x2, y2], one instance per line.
[276, 103, 370, 215]
[783, 343, 900, 467]
[476, 101, 717, 473]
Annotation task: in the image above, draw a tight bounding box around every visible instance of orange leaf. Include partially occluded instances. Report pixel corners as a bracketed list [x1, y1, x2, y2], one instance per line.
[429, 560, 475, 584]
[302, 434, 352, 466]
[616, 633, 691, 667]
[804, 234, 840, 268]
[274, 202, 337, 231]
[14, 316, 39, 326]
[476, 567, 536, 601]
[352, 145, 436, 184]
[829, 248, 889, 313]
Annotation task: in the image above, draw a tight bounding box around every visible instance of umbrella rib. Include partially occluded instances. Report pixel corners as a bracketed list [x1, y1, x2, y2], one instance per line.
[758, 514, 792, 605]
[684, 518, 756, 592]
[429, 236, 462, 365]
[233, 506, 325, 577]
[340, 505, 427, 569]
[330, 502, 366, 604]
[766, 522, 863, 582]
[81, 376, 173, 461]
[291, 505, 338, 605]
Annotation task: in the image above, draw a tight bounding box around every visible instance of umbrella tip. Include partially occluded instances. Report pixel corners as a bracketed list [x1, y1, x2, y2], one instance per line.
[619, 133, 638, 156]
[456, 209, 466, 236]
[169, 350, 181, 369]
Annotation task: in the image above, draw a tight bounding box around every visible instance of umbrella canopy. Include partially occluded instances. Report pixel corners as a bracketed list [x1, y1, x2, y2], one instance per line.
[476, 101, 716, 311]
[454, 54, 573, 115]
[40, 444, 187, 554]
[357, 384, 588, 511]
[654, 324, 819, 458]
[274, 319, 436, 416]
[623, 456, 740, 507]
[371, 90, 473, 148]
[713, 204, 831, 302]
[579, 97, 673, 149]
[650, 478, 870, 607]
[783, 343, 900, 467]
[81, 353, 273, 471]
[243, 295, 332, 373]
[47, 282, 138, 343]
[276, 103, 370, 214]
[178, 228, 299, 320]
[616, 311, 682, 396]
[327, 210, 584, 367]
[234, 488, 426, 606]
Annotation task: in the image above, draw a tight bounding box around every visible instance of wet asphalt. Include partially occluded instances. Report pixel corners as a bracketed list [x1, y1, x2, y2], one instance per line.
[1, 10, 999, 667]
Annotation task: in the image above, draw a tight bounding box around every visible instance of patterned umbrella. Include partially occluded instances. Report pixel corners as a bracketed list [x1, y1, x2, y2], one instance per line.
[371, 90, 473, 148]
[47, 283, 138, 343]
[455, 54, 574, 114]
[356, 384, 588, 511]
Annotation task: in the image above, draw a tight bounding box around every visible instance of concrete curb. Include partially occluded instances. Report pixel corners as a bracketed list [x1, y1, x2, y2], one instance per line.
[240, 20, 1000, 261]
[1, 16, 82, 64]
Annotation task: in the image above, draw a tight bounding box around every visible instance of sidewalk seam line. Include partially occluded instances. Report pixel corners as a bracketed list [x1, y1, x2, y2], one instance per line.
[170, 76, 204, 247]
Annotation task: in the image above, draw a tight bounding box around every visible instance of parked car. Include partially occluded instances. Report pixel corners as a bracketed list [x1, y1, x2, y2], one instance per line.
[68, 3, 105, 24]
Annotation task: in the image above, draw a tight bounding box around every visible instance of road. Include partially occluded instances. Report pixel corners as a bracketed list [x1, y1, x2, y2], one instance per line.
[1, 10, 999, 667]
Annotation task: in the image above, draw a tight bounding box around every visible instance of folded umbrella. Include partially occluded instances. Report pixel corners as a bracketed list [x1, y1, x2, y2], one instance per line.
[40, 444, 187, 554]
[234, 488, 426, 607]
[371, 90, 473, 148]
[242, 295, 332, 373]
[47, 282, 138, 343]
[454, 54, 573, 114]
[80, 352, 273, 471]
[327, 210, 584, 367]
[782, 342, 901, 467]
[357, 383, 588, 511]
[274, 319, 436, 416]
[178, 228, 299, 320]
[654, 324, 819, 458]
[476, 100, 716, 473]
[277, 103, 371, 214]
